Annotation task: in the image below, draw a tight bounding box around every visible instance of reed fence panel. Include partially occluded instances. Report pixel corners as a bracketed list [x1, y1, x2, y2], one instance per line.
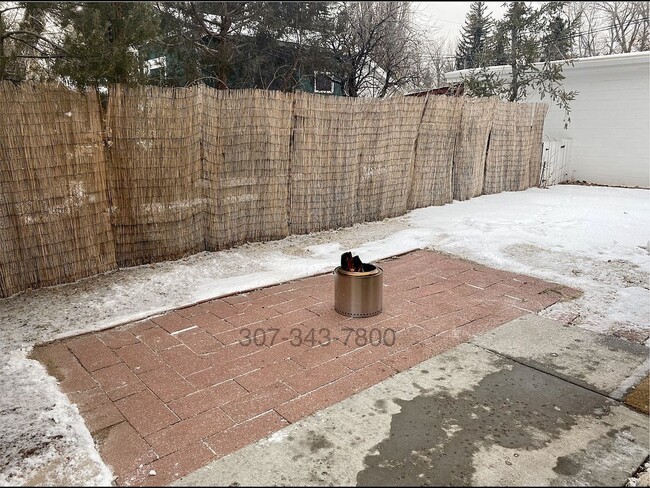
[203, 88, 293, 250]
[528, 103, 550, 187]
[483, 100, 539, 194]
[451, 97, 498, 201]
[408, 96, 464, 209]
[106, 85, 203, 267]
[354, 96, 424, 222]
[289, 93, 361, 234]
[0, 82, 115, 297]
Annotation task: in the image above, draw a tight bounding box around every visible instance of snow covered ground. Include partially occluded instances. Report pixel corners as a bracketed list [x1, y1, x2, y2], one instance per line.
[1, 184, 648, 485]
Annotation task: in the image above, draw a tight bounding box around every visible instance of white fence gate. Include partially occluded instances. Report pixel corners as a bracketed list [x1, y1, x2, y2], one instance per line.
[540, 138, 572, 187]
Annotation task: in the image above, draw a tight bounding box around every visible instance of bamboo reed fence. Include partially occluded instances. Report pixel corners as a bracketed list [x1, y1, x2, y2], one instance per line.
[106, 85, 204, 266]
[0, 82, 115, 297]
[0, 83, 548, 297]
[452, 97, 498, 201]
[290, 92, 424, 234]
[528, 103, 550, 188]
[408, 95, 464, 209]
[203, 88, 293, 249]
[290, 93, 361, 234]
[483, 100, 549, 194]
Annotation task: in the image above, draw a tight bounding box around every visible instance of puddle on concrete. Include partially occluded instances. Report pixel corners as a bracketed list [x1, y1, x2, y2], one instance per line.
[357, 363, 611, 486]
[553, 455, 582, 476]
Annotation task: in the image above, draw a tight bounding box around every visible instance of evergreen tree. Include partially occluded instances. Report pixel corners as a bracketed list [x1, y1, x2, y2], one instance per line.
[152, 1, 339, 90]
[455, 1, 492, 70]
[541, 13, 573, 61]
[0, 2, 67, 82]
[54, 2, 161, 89]
[488, 22, 509, 66]
[461, 1, 578, 127]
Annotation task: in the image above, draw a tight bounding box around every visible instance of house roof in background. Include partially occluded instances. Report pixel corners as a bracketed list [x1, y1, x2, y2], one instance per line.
[404, 83, 464, 97]
[444, 51, 650, 80]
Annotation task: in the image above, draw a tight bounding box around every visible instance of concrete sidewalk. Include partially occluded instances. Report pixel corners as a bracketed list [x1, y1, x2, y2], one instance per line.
[175, 315, 649, 487]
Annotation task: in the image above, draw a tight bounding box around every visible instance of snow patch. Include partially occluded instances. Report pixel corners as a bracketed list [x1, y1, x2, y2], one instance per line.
[0, 350, 113, 486]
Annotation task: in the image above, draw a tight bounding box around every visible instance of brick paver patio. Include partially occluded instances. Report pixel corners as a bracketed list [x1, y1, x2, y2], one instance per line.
[31, 249, 581, 486]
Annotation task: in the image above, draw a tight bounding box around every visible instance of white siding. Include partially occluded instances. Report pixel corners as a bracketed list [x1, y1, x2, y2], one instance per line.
[445, 53, 650, 188]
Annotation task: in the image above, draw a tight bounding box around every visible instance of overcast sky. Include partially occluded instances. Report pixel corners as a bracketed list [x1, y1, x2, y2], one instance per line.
[411, 1, 508, 47]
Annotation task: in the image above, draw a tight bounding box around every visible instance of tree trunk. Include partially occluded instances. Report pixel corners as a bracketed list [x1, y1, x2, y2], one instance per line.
[377, 69, 391, 98]
[509, 23, 518, 102]
[347, 75, 358, 97]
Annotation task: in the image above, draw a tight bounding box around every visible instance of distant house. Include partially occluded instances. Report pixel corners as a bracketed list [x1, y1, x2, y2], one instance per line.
[353, 60, 408, 98]
[143, 32, 415, 98]
[444, 52, 650, 188]
[311, 71, 344, 96]
[144, 35, 345, 96]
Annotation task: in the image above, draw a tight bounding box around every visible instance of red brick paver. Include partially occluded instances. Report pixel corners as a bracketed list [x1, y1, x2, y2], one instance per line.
[30, 249, 581, 486]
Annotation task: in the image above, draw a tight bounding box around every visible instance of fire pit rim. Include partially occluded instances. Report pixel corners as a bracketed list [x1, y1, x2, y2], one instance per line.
[334, 264, 381, 277]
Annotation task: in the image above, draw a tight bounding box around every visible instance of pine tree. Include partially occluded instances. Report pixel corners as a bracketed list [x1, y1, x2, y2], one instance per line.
[455, 1, 492, 70]
[54, 2, 161, 89]
[461, 1, 578, 127]
[542, 14, 573, 61]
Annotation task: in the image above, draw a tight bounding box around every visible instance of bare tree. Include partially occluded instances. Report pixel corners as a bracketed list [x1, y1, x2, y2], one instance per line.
[596, 1, 649, 53]
[635, 0, 650, 50]
[566, 2, 601, 57]
[422, 37, 456, 89]
[0, 2, 67, 81]
[327, 1, 433, 97]
[564, 1, 649, 56]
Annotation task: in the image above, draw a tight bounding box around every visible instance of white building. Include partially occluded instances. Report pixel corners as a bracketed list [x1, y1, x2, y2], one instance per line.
[445, 52, 650, 188]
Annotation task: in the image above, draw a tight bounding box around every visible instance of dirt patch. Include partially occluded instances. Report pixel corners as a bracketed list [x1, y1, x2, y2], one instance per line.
[624, 376, 649, 415]
[559, 181, 648, 190]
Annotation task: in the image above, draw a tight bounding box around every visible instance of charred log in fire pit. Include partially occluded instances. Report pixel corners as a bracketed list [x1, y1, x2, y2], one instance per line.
[341, 251, 364, 272]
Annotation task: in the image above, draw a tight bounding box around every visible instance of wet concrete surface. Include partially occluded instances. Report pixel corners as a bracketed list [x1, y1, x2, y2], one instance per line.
[356, 362, 613, 486]
[174, 316, 649, 487]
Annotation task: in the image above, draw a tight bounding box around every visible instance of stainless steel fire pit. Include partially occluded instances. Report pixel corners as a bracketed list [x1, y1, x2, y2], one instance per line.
[334, 264, 383, 317]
